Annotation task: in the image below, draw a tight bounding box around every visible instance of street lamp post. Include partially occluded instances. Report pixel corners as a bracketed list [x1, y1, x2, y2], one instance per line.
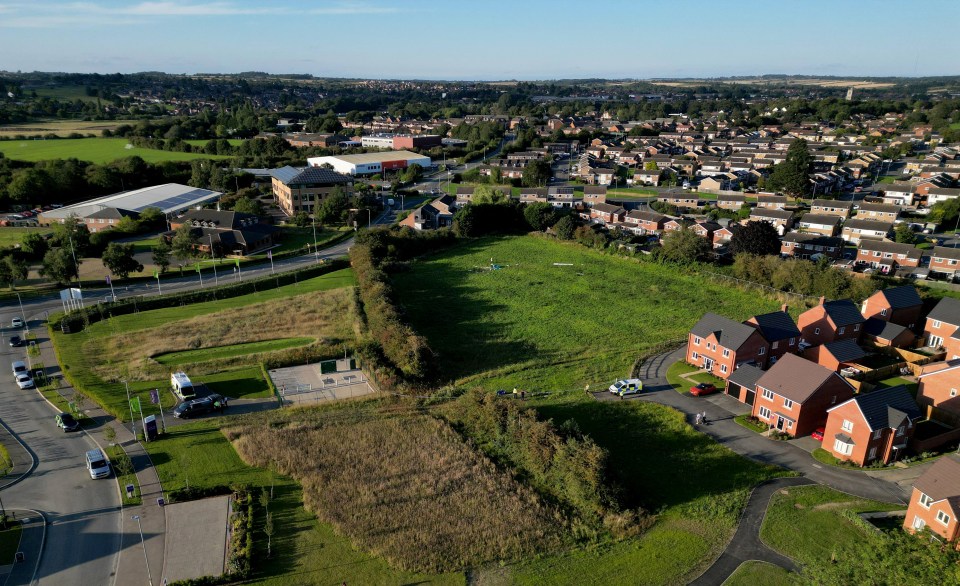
[208, 235, 218, 285]
[132, 515, 153, 586]
[311, 215, 319, 264]
[124, 380, 136, 438]
[14, 292, 26, 334]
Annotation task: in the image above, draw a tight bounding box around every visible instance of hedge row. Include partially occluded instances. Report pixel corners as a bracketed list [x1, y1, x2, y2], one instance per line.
[350, 228, 457, 390]
[52, 259, 349, 333]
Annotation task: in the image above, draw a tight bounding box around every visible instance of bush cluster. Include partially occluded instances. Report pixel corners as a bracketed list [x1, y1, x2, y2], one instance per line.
[350, 228, 457, 387]
[444, 388, 645, 537]
[52, 260, 348, 332]
[731, 253, 877, 301]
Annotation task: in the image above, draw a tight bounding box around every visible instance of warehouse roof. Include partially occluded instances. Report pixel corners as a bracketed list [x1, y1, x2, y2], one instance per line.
[311, 150, 429, 165]
[40, 183, 221, 221]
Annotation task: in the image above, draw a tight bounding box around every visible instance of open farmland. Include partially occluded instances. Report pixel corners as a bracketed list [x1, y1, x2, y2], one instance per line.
[391, 235, 785, 390]
[0, 137, 232, 163]
[0, 119, 141, 138]
[51, 268, 356, 418]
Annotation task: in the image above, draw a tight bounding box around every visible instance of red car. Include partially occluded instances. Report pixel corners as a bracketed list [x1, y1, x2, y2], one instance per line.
[689, 382, 717, 396]
[811, 427, 825, 442]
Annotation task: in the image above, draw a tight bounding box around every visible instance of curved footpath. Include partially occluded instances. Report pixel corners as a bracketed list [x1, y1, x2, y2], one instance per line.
[628, 346, 911, 585]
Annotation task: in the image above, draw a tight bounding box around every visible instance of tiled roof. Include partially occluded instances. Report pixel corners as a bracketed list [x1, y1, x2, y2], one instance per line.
[913, 455, 960, 516]
[750, 310, 800, 342]
[756, 354, 846, 404]
[799, 214, 842, 226]
[727, 364, 765, 389]
[927, 297, 960, 327]
[862, 317, 909, 341]
[847, 385, 920, 431]
[822, 339, 867, 364]
[858, 240, 921, 259]
[932, 246, 960, 261]
[822, 299, 867, 327]
[690, 313, 759, 350]
[877, 285, 922, 309]
[271, 166, 352, 186]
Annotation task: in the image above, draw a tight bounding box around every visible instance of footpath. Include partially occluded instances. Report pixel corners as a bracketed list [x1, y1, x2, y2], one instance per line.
[0, 417, 43, 586]
[33, 328, 166, 586]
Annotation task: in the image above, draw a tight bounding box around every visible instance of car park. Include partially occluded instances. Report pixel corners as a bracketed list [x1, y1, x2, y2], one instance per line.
[8, 336, 21, 347]
[16, 373, 34, 389]
[11, 318, 23, 328]
[608, 379, 643, 397]
[689, 382, 718, 396]
[56, 412, 80, 432]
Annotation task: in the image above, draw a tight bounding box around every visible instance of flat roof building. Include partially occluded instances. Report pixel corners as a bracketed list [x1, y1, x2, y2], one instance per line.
[38, 183, 222, 229]
[308, 151, 431, 176]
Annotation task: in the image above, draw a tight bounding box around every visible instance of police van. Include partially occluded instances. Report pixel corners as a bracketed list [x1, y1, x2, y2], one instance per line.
[170, 371, 196, 400]
[608, 379, 643, 397]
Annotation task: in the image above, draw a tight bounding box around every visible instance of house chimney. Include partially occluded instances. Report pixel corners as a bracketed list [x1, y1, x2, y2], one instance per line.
[818, 296, 825, 306]
[781, 303, 789, 313]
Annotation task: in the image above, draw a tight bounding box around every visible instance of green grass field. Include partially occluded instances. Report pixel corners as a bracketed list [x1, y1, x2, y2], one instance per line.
[391, 235, 784, 391]
[146, 419, 461, 585]
[759, 485, 902, 565]
[723, 561, 798, 586]
[51, 268, 355, 418]
[0, 138, 233, 164]
[250, 226, 352, 258]
[0, 118, 142, 138]
[0, 227, 52, 249]
[153, 338, 314, 366]
[184, 139, 245, 147]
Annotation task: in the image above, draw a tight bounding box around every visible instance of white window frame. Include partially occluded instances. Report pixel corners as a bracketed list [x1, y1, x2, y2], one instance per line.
[919, 492, 933, 508]
[873, 429, 882, 439]
[758, 346, 766, 355]
[758, 406, 771, 420]
[880, 308, 888, 316]
[762, 388, 774, 401]
[722, 349, 730, 358]
[934, 320, 942, 328]
[833, 439, 853, 455]
[783, 398, 794, 410]
[814, 327, 820, 335]
[951, 389, 958, 398]
[838, 327, 845, 334]
[841, 419, 854, 432]
[772, 341, 779, 350]
[937, 510, 951, 526]
[720, 364, 728, 374]
[691, 352, 699, 361]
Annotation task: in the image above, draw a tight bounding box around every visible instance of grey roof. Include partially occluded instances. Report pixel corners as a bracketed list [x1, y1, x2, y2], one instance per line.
[270, 166, 353, 186]
[727, 364, 765, 389]
[799, 214, 842, 226]
[857, 202, 900, 214]
[913, 455, 960, 509]
[781, 232, 844, 246]
[863, 317, 910, 341]
[844, 218, 892, 232]
[858, 240, 922, 259]
[750, 310, 800, 342]
[834, 432, 855, 444]
[932, 246, 960, 261]
[40, 183, 221, 219]
[751, 208, 794, 220]
[627, 210, 666, 222]
[690, 313, 759, 350]
[848, 385, 921, 431]
[927, 296, 960, 326]
[812, 199, 853, 209]
[756, 354, 845, 404]
[877, 285, 922, 309]
[822, 339, 867, 364]
[822, 300, 867, 327]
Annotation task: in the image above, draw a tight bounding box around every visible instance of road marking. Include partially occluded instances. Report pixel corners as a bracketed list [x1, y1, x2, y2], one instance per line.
[811, 464, 822, 469]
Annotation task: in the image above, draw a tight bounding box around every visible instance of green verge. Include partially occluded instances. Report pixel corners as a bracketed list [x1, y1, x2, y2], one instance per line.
[734, 414, 769, 434]
[50, 269, 355, 419]
[106, 444, 141, 506]
[153, 338, 315, 366]
[0, 443, 11, 476]
[145, 420, 462, 585]
[0, 522, 22, 565]
[723, 560, 799, 586]
[0, 227, 52, 248]
[759, 484, 903, 566]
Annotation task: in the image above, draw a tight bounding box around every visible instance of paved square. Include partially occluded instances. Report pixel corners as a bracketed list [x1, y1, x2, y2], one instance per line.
[268, 364, 376, 406]
[163, 495, 230, 583]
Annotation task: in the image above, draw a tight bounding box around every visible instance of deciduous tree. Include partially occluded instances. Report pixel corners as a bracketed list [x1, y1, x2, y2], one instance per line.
[729, 220, 782, 256]
[101, 242, 143, 280]
[768, 138, 812, 197]
[523, 202, 558, 231]
[40, 247, 79, 286]
[660, 227, 709, 263]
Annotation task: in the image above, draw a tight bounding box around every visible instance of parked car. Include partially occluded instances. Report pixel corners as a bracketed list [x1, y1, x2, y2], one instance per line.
[811, 427, 825, 442]
[56, 412, 80, 432]
[8, 335, 21, 347]
[173, 398, 212, 419]
[689, 382, 718, 396]
[16, 373, 34, 389]
[11, 318, 23, 328]
[85, 448, 111, 479]
[608, 379, 643, 397]
[11, 360, 27, 376]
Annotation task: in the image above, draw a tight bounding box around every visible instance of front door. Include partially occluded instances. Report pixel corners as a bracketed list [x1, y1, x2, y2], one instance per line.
[703, 357, 714, 371]
[868, 446, 878, 461]
[776, 416, 785, 431]
[913, 516, 926, 530]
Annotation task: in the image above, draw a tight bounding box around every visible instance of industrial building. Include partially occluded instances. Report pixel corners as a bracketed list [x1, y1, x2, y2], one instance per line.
[360, 134, 442, 150]
[38, 183, 222, 232]
[307, 151, 431, 176]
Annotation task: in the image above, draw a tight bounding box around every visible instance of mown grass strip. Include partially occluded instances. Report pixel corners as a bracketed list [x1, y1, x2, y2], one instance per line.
[153, 338, 315, 366]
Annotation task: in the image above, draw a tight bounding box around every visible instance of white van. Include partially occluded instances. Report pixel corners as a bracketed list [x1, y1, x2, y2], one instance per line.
[86, 449, 110, 479]
[11, 361, 27, 377]
[171, 371, 195, 400]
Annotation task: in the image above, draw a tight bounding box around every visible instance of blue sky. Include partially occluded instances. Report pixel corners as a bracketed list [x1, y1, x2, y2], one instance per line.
[1, 0, 958, 79]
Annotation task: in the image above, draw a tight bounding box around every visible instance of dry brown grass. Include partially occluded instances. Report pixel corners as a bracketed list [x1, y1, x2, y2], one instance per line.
[226, 410, 567, 573]
[92, 287, 354, 381]
[0, 119, 140, 137]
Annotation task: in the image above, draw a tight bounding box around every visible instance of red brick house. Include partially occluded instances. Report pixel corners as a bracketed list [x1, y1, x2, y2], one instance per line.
[624, 210, 667, 235]
[862, 318, 916, 348]
[780, 233, 844, 260]
[823, 385, 921, 466]
[923, 296, 960, 358]
[687, 313, 770, 379]
[804, 339, 867, 372]
[797, 213, 842, 237]
[713, 226, 734, 248]
[917, 360, 960, 423]
[691, 221, 721, 243]
[743, 307, 801, 365]
[725, 364, 766, 406]
[590, 202, 626, 224]
[930, 246, 960, 280]
[903, 455, 960, 546]
[752, 354, 855, 437]
[860, 285, 923, 329]
[797, 298, 866, 348]
[856, 240, 922, 273]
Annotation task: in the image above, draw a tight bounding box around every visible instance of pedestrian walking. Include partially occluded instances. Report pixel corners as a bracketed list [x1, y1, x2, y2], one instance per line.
[701, 410, 708, 425]
[695, 413, 701, 426]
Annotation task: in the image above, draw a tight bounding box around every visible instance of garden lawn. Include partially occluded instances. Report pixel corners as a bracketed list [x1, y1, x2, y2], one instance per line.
[146, 419, 462, 585]
[723, 561, 798, 586]
[0, 227, 52, 248]
[391, 236, 784, 391]
[0, 138, 233, 164]
[759, 485, 902, 565]
[876, 376, 918, 397]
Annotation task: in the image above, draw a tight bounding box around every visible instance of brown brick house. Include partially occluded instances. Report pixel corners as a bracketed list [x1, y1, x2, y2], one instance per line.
[624, 210, 666, 234]
[270, 166, 353, 217]
[804, 339, 867, 372]
[780, 233, 844, 260]
[930, 246, 960, 279]
[590, 202, 626, 224]
[860, 285, 923, 329]
[797, 298, 865, 348]
[725, 364, 765, 406]
[903, 455, 960, 546]
[752, 354, 855, 437]
[917, 360, 960, 422]
[797, 213, 842, 236]
[744, 308, 801, 365]
[823, 385, 921, 466]
[810, 199, 853, 218]
[862, 318, 916, 348]
[856, 240, 922, 273]
[166, 210, 277, 256]
[922, 296, 960, 358]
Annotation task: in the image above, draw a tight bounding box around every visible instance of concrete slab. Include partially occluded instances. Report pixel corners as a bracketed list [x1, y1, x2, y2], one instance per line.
[703, 392, 752, 416]
[162, 495, 230, 583]
[789, 435, 823, 454]
[268, 365, 376, 407]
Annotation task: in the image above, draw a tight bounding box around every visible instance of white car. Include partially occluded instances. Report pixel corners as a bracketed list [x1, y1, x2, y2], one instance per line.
[608, 379, 643, 397]
[16, 373, 34, 389]
[11, 318, 23, 328]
